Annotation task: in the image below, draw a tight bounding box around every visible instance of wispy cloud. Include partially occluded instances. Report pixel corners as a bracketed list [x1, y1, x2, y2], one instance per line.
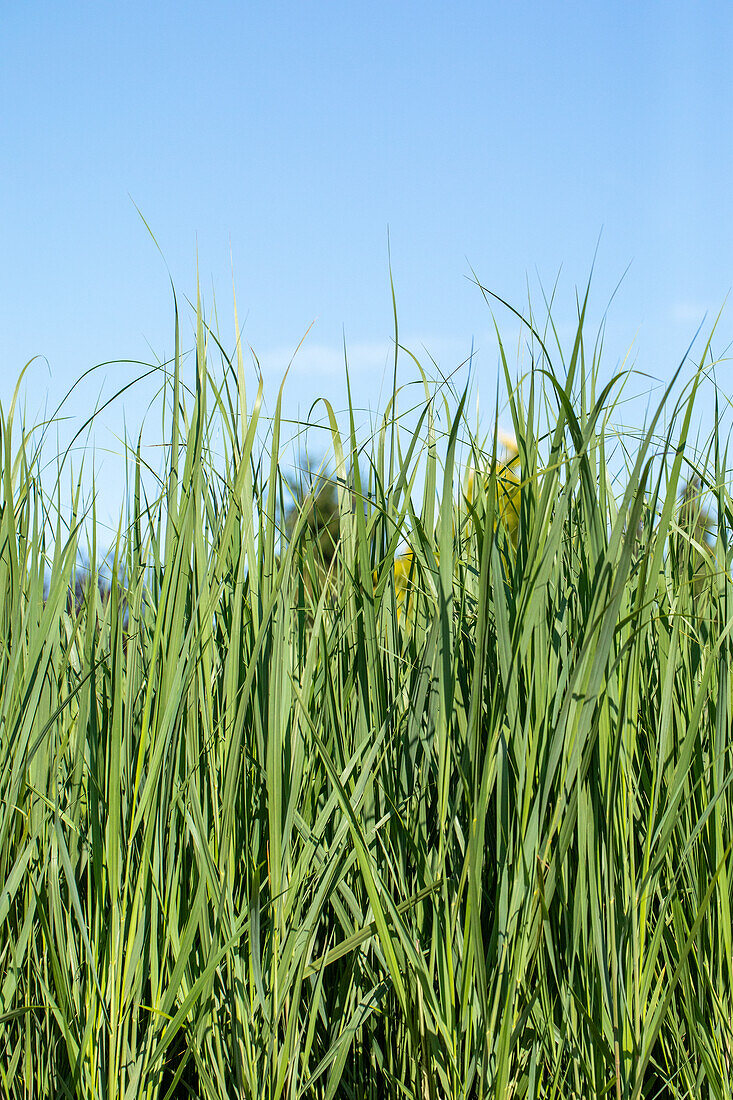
[254, 334, 485, 393]
[671, 301, 713, 325]
[255, 340, 394, 380]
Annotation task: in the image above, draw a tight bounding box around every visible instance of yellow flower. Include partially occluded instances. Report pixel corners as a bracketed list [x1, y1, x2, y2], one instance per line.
[464, 433, 520, 546]
[381, 432, 520, 622]
[392, 550, 417, 614]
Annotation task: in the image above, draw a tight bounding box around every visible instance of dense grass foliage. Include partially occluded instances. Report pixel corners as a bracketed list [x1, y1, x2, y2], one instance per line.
[1, 289, 732, 1098]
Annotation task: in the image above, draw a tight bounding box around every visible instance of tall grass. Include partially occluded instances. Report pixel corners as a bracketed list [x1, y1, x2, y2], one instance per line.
[1, 284, 732, 1098]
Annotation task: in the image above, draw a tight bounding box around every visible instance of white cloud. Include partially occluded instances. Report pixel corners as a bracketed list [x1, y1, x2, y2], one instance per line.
[255, 339, 394, 380]
[671, 301, 712, 324]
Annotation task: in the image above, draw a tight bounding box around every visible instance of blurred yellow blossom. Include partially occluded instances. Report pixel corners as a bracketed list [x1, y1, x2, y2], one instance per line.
[383, 432, 520, 621]
[464, 431, 520, 546]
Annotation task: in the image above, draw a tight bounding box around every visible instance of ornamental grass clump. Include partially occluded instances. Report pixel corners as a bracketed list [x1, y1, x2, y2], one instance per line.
[1, 281, 733, 1099]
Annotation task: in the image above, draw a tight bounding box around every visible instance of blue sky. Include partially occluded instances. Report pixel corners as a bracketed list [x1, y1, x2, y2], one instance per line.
[3, 2, 733, 521]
